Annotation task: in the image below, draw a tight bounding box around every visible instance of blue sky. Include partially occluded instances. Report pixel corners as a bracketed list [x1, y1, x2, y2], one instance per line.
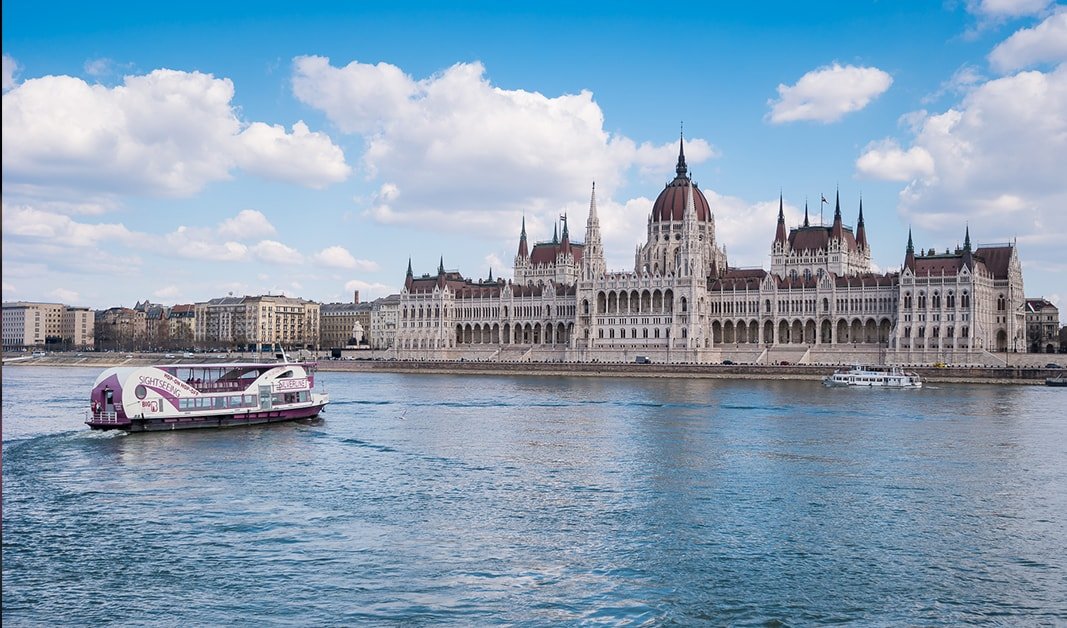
[3, 1, 1065, 309]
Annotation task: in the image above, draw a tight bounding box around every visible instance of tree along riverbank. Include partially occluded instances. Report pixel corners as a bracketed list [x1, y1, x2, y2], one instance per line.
[4, 353, 1060, 385]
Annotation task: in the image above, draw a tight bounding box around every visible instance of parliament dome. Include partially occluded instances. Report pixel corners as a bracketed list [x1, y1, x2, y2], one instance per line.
[650, 137, 712, 222]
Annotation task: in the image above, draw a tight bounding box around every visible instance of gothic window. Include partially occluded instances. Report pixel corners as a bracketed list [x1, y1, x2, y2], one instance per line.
[918, 327, 926, 338]
[933, 292, 940, 308]
[918, 292, 927, 308]
[962, 292, 970, 308]
[997, 295, 1006, 311]
[947, 292, 955, 308]
[904, 293, 912, 309]
[962, 326, 969, 338]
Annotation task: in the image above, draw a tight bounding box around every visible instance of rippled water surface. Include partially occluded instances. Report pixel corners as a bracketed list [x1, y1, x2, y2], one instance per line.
[4, 366, 1067, 625]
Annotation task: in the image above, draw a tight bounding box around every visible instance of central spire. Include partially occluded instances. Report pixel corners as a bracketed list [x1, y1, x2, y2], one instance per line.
[675, 128, 688, 178]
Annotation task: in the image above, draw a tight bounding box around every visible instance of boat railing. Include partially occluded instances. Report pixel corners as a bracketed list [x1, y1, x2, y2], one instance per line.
[86, 410, 126, 424]
[192, 380, 246, 393]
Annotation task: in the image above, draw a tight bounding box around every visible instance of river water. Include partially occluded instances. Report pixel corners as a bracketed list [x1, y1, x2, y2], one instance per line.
[3, 366, 1066, 625]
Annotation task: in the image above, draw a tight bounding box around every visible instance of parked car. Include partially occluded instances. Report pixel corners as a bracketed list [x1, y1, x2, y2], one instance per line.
[1046, 363, 1062, 368]
[722, 360, 735, 365]
[183, 352, 194, 358]
[164, 353, 176, 359]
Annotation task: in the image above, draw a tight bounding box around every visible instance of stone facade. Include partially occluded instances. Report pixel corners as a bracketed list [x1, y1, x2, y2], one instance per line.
[195, 295, 320, 350]
[3, 301, 94, 351]
[1026, 298, 1060, 354]
[392, 140, 1027, 366]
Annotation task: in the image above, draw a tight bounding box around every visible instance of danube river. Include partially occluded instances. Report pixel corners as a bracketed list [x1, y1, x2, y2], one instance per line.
[3, 366, 1065, 625]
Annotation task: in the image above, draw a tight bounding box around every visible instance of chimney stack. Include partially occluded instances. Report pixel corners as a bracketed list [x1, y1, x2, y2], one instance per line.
[353, 290, 360, 304]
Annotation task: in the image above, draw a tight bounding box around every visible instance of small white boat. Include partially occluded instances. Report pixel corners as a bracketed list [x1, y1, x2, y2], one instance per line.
[823, 366, 923, 388]
[87, 356, 329, 432]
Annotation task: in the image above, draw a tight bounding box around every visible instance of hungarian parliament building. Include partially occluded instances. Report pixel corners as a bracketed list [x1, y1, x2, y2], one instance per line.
[395, 139, 1026, 365]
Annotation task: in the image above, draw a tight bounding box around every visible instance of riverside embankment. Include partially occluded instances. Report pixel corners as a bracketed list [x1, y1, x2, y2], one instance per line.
[4, 353, 1060, 385]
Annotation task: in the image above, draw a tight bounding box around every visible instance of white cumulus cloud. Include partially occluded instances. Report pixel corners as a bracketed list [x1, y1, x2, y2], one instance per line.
[856, 140, 937, 182]
[291, 56, 718, 235]
[2, 53, 18, 91]
[988, 9, 1067, 73]
[313, 245, 379, 271]
[2, 68, 350, 199]
[767, 63, 893, 124]
[217, 209, 277, 240]
[343, 278, 395, 300]
[236, 120, 351, 188]
[854, 63, 1067, 266]
[251, 240, 304, 264]
[967, 0, 1051, 18]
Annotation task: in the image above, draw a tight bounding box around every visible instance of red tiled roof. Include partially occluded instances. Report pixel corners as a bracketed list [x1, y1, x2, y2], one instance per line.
[528, 242, 584, 265]
[651, 178, 712, 222]
[912, 256, 964, 277]
[788, 226, 858, 253]
[834, 273, 898, 288]
[974, 246, 1013, 279]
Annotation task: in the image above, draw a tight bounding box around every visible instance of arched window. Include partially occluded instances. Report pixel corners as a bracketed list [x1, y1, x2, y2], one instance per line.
[918, 292, 927, 308]
[962, 292, 970, 308]
[933, 292, 941, 308]
[904, 292, 913, 309]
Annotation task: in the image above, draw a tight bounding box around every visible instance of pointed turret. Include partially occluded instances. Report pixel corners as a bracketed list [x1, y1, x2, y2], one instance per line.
[437, 256, 445, 275]
[488, 267, 494, 282]
[675, 130, 688, 178]
[552, 222, 559, 244]
[584, 181, 606, 277]
[904, 228, 916, 271]
[962, 225, 974, 269]
[831, 189, 844, 240]
[404, 257, 414, 290]
[517, 216, 529, 259]
[774, 192, 788, 246]
[560, 213, 571, 256]
[856, 197, 868, 251]
[803, 199, 810, 228]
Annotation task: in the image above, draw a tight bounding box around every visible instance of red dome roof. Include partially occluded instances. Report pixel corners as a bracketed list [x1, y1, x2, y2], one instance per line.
[650, 136, 712, 222]
[651, 177, 712, 222]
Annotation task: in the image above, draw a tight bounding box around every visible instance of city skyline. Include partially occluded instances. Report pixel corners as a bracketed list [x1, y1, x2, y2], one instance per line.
[3, 1, 1065, 310]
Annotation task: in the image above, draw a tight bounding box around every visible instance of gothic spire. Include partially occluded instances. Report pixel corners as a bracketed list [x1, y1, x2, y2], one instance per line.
[437, 256, 445, 275]
[406, 257, 413, 277]
[904, 228, 916, 271]
[517, 215, 529, 259]
[856, 196, 868, 251]
[962, 224, 974, 269]
[589, 181, 598, 219]
[675, 128, 688, 178]
[803, 199, 810, 228]
[831, 188, 844, 240]
[552, 222, 559, 244]
[488, 267, 494, 282]
[774, 192, 788, 245]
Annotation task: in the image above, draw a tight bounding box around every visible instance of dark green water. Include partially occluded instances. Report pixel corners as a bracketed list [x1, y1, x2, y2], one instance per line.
[3, 366, 1066, 625]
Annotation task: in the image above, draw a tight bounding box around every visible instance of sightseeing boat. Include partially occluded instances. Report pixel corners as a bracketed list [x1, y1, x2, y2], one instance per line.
[823, 365, 923, 389]
[86, 358, 329, 432]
